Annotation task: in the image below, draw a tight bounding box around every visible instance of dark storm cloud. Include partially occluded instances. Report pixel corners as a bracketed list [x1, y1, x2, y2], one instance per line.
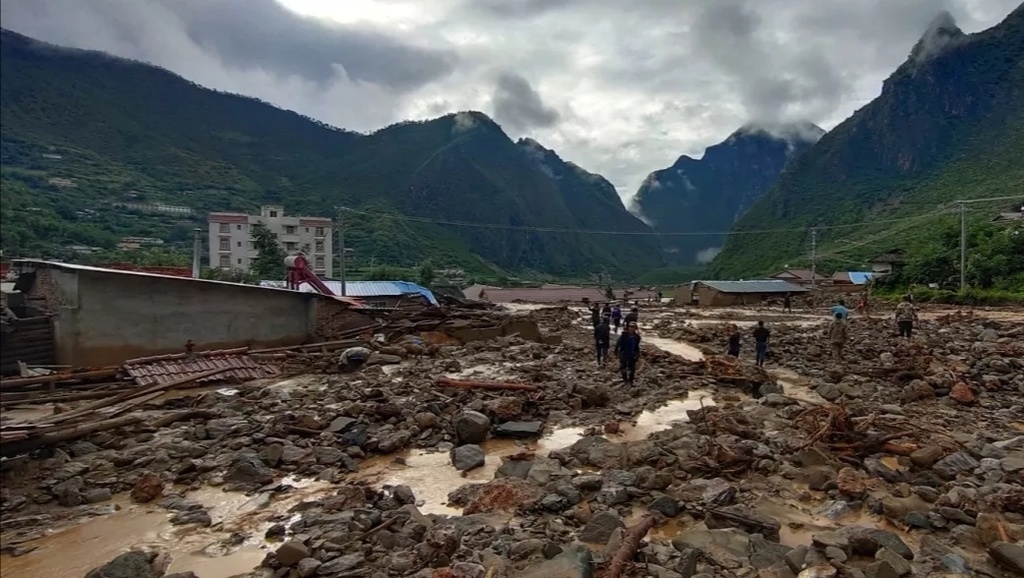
[164, 0, 456, 91]
[0, 0, 456, 93]
[491, 72, 561, 133]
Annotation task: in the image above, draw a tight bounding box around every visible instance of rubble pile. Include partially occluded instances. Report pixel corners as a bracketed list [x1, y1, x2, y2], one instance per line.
[1, 302, 1022, 578]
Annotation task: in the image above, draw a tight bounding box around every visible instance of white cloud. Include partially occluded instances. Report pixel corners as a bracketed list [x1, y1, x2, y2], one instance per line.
[1, 0, 1019, 200]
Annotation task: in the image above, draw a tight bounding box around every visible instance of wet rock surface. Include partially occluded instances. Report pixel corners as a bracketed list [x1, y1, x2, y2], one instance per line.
[2, 303, 1023, 578]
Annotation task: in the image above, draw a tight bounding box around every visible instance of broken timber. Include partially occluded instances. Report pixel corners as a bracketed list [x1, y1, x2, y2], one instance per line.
[435, 376, 539, 392]
[603, 514, 656, 578]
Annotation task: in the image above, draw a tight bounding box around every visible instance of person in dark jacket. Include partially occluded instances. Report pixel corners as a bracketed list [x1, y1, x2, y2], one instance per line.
[590, 303, 601, 327]
[614, 322, 642, 385]
[624, 307, 639, 325]
[727, 326, 741, 357]
[611, 305, 623, 333]
[601, 303, 612, 319]
[594, 318, 611, 365]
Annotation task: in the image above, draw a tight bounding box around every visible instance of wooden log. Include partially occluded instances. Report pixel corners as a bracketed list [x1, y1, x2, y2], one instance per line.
[0, 368, 120, 390]
[603, 515, 656, 578]
[149, 410, 215, 429]
[436, 377, 539, 392]
[23, 368, 230, 427]
[0, 415, 143, 458]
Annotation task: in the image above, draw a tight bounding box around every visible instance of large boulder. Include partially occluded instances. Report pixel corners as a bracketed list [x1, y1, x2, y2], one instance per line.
[454, 411, 491, 444]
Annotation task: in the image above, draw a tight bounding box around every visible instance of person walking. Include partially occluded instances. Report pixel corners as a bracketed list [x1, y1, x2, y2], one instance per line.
[590, 303, 601, 327]
[624, 306, 639, 325]
[614, 322, 642, 385]
[783, 293, 792, 314]
[827, 312, 849, 363]
[752, 321, 771, 367]
[830, 299, 850, 320]
[594, 317, 611, 365]
[894, 294, 917, 339]
[727, 325, 741, 358]
[611, 304, 622, 333]
[601, 302, 612, 320]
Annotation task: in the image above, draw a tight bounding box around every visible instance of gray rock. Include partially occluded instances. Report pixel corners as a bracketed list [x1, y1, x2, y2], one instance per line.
[496, 459, 534, 480]
[451, 445, 486, 471]
[52, 476, 84, 507]
[875, 548, 912, 576]
[815, 383, 842, 401]
[705, 505, 781, 542]
[676, 547, 699, 578]
[541, 494, 568, 512]
[932, 451, 980, 480]
[575, 383, 610, 408]
[377, 430, 413, 453]
[650, 495, 681, 518]
[572, 474, 604, 491]
[579, 511, 624, 543]
[393, 485, 416, 505]
[940, 553, 969, 574]
[452, 562, 487, 578]
[276, 540, 310, 566]
[224, 454, 275, 485]
[83, 488, 113, 504]
[169, 509, 212, 527]
[843, 528, 913, 560]
[864, 561, 899, 578]
[1001, 456, 1024, 472]
[672, 528, 750, 569]
[84, 551, 155, 578]
[937, 507, 975, 525]
[517, 543, 594, 578]
[260, 443, 284, 467]
[989, 542, 1024, 575]
[297, 558, 322, 578]
[326, 416, 357, 433]
[785, 546, 808, 573]
[313, 446, 346, 465]
[511, 538, 545, 560]
[748, 533, 791, 569]
[317, 552, 365, 575]
[453, 411, 491, 444]
[494, 421, 544, 438]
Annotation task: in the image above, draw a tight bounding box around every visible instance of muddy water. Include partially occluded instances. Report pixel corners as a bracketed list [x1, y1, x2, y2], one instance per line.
[1, 478, 333, 578]
[643, 336, 706, 362]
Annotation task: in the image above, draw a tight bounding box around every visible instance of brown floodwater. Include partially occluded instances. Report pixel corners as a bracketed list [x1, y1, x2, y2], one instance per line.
[0, 478, 332, 578]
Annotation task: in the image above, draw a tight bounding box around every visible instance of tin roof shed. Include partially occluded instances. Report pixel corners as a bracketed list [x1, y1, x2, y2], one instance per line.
[698, 280, 808, 293]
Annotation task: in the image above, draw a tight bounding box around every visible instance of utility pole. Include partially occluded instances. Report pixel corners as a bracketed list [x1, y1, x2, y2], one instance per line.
[191, 227, 202, 278]
[337, 207, 347, 296]
[959, 201, 967, 291]
[810, 228, 817, 289]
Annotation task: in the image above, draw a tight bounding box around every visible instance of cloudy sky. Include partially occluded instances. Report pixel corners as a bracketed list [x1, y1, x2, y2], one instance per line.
[2, 0, 1019, 200]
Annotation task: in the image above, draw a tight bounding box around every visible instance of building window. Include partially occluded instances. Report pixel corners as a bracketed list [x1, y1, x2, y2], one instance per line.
[314, 240, 325, 253]
[237, 241, 242, 247]
[219, 237, 230, 251]
[305, 227, 310, 233]
[314, 256, 325, 269]
[285, 242, 297, 251]
[315, 227, 325, 237]
[269, 210, 278, 218]
[219, 255, 231, 267]
[236, 224, 242, 230]
[218, 223, 230, 233]
[237, 258, 242, 265]
[285, 225, 296, 234]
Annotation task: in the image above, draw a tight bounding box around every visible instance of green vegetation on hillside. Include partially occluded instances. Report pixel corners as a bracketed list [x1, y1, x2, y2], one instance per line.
[0, 29, 662, 280]
[711, 6, 1024, 281]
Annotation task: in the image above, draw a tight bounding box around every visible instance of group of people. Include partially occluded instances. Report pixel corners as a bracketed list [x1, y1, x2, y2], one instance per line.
[591, 302, 642, 385]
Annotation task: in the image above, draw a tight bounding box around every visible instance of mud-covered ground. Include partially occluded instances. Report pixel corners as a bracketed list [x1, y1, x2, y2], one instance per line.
[1, 302, 1022, 578]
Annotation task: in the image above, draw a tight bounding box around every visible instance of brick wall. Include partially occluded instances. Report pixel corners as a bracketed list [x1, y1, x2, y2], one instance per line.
[22, 268, 63, 316]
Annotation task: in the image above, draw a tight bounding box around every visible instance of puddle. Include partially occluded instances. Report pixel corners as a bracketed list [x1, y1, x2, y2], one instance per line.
[643, 337, 706, 362]
[360, 428, 585, 515]
[617, 391, 717, 442]
[771, 367, 826, 404]
[1, 477, 332, 578]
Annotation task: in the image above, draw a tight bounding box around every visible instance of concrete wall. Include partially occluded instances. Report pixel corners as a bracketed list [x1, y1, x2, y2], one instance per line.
[39, 267, 318, 366]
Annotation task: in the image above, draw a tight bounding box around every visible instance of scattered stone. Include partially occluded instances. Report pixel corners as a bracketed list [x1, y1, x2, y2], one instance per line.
[933, 451, 981, 480]
[650, 495, 681, 518]
[518, 543, 594, 578]
[451, 444, 486, 471]
[130, 473, 163, 504]
[296, 558, 321, 578]
[989, 542, 1024, 574]
[276, 540, 310, 566]
[579, 511, 625, 544]
[909, 445, 946, 468]
[949, 382, 975, 404]
[493, 421, 544, 438]
[875, 547, 912, 576]
[85, 551, 155, 578]
[325, 416, 357, 433]
[453, 411, 491, 444]
[224, 454, 275, 486]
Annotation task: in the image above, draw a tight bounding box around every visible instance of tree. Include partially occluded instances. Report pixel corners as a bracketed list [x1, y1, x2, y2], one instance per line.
[418, 260, 435, 288]
[250, 223, 286, 280]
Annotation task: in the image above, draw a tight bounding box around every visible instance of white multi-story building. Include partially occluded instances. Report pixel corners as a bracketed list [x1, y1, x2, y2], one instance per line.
[208, 205, 334, 277]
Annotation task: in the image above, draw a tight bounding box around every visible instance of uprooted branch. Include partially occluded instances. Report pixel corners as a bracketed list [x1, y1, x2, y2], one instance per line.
[603, 515, 656, 578]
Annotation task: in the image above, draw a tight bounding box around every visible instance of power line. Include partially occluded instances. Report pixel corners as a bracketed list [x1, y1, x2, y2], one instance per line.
[339, 206, 956, 237]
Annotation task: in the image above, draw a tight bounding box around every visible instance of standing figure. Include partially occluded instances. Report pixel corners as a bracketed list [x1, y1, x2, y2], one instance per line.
[594, 317, 611, 365]
[727, 325, 741, 358]
[783, 293, 792, 313]
[827, 313, 849, 363]
[611, 304, 623, 333]
[614, 322, 642, 385]
[590, 303, 601, 327]
[894, 294, 917, 339]
[752, 321, 771, 368]
[830, 299, 850, 320]
[624, 307, 639, 326]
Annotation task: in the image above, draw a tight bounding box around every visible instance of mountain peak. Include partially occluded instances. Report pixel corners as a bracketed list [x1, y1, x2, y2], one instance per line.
[732, 122, 826, 144]
[909, 11, 965, 64]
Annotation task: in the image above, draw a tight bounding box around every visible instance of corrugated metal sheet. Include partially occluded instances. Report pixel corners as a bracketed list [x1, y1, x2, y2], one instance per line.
[124, 352, 280, 386]
[698, 280, 808, 294]
[261, 280, 438, 305]
[847, 272, 874, 285]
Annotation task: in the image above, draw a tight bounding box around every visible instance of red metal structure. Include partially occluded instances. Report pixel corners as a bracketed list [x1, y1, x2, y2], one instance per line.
[284, 253, 363, 307]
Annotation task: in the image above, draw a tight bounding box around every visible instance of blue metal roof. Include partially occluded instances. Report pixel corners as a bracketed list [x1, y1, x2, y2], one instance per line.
[698, 280, 808, 293]
[847, 272, 875, 285]
[259, 279, 439, 305]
